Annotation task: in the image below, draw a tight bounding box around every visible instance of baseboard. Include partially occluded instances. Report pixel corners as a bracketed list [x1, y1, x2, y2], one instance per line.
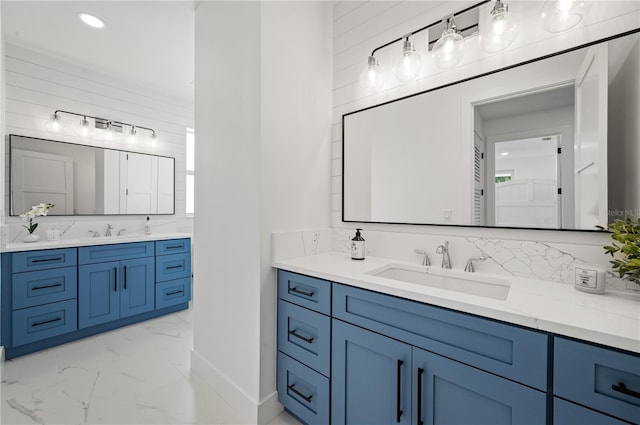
[191, 349, 260, 424]
[258, 390, 283, 425]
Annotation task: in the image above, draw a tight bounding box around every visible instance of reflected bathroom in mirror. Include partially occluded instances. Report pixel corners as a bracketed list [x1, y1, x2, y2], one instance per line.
[9, 135, 175, 216]
[343, 30, 640, 231]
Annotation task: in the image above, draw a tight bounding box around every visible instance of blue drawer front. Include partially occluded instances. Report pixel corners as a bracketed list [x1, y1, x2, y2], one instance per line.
[278, 300, 331, 377]
[12, 248, 77, 273]
[12, 299, 78, 346]
[277, 352, 330, 425]
[155, 253, 191, 282]
[554, 398, 628, 425]
[278, 270, 331, 315]
[156, 238, 190, 255]
[78, 242, 154, 264]
[12, 267, 77, 310]
[333, 283, 548, 391]
[555, 337, 640, 424]
[156, 278, 191, 309]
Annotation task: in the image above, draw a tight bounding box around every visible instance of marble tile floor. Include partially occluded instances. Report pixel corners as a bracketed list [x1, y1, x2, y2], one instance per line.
[0, 309, 298, 425]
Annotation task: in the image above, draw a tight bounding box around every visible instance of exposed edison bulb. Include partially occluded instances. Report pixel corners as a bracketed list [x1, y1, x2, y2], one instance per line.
[127, 126, 137, 143]
[101, 121, 118, 141]
[79, 116, 92, 137]
[480, 0, 519, 53]
[359, 56, 385, 92]
[432, 23, 466, 69]
[541, 0, 592, 33]
[44, 113, 63, 133]
[393, 39, 422, 82]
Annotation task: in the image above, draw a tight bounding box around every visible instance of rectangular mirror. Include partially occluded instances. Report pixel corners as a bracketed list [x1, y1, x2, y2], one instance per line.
[10, 135, 175, 216]
[343, 30, 640, 231]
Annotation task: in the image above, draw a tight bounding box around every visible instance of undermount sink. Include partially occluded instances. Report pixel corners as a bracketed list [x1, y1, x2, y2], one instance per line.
[366, 264, 511, 300]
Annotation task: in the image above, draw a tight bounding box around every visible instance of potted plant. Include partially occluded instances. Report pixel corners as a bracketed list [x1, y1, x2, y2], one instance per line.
[604, 218, 640, 286]
[20, 203, 55, 242]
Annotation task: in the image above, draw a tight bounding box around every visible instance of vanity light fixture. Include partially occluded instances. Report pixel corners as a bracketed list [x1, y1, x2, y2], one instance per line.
[393, 35, 422, 82]
[541, 0, 592, 33]
[480, 0, 519, 53]
[77, 12, 106, 29]
[359, 55, 386, 91]
[432, 17, 467, 69]
[45, 110, 157, 142]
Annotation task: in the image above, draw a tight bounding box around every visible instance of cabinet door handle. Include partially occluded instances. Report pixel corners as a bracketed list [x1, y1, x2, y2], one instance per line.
[612, 382, 640, 399]
[31, 257, 63, 263]
[417, 368, 424, 425]
[288, 384, 313, 403]
[397, 359, 404, 423]
[288, 329, 314, 344]
[289, 287, 314, 297]
[123, 266, 127, 290]
[32, 283, 63, 291]
[114, 267, 118, 291]
[32, 317, 62, 327]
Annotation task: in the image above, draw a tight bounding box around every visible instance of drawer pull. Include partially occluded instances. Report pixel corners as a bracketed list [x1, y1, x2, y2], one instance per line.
[165, 245, 183, 250]
[31, 257, 63, 263]
[417, 368, 424, 425]
[32, 283, 63, 291]
[288, 329, 314, 344]
[612, 382, 640, 399]
[32, 317, 62, 327]
[166, 265, 183, 270]
[288, 384, 313, 403]
[166, 290, 184, 296]
[397, 359, 404, 423]
[289, 287, 314, 297]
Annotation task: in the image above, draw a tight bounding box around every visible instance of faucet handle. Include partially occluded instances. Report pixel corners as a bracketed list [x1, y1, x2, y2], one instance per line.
[88, 230, 100, 238]
[117, 229, 127, 236]
[414, 249, 430, 266]
[464, 256, 487, 272]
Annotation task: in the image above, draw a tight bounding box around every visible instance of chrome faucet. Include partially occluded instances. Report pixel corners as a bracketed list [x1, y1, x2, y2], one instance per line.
[464, 256, 487, 272]
[88, 230, 100, 238]
[436, 241, 451, 269]
[105, 224, 114, 237]
[414, 249, 431, 266]
[117, 229, 127, 236]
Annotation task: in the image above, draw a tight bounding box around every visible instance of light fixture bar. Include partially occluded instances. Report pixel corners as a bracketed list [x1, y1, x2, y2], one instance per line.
[52, 109, 157, 139]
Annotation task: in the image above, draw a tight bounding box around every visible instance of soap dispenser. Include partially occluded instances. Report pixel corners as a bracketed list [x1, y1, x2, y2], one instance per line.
[144, 216, 151, 235]
[351, 228, 365, 260]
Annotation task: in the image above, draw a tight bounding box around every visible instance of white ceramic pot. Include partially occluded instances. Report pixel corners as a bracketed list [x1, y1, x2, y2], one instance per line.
[23, 233, 40, 243]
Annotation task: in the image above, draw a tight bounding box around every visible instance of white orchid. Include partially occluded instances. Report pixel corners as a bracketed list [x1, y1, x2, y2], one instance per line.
[20, 203, 55, 234]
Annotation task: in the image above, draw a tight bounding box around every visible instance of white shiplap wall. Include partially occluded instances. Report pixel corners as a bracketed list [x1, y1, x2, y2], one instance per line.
[3, 43, 194, 234]
[331, 1, 640, 241]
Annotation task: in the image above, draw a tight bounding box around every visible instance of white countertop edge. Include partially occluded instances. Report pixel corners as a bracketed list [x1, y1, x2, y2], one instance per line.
[274, 252, 640, 354]
[2, 232, 192, 252]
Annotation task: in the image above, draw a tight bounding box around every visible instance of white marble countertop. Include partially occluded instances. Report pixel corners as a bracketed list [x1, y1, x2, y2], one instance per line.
[2, 232, 191, 253]
[274, 251, 640, 354]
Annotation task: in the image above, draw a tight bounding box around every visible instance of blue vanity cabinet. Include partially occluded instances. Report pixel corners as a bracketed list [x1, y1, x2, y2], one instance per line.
[78, 242, 155, 329]
[155, 239, 191, 308]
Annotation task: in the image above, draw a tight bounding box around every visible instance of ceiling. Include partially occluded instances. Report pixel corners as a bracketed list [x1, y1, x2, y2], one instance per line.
[2, 1, 195, 104]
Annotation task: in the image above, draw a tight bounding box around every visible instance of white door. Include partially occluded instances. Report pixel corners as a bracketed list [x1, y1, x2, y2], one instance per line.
[11, 149, 74, 215]
[574, 44, 608, 229]
[122, 152, 158, 214]
[157, 157, 174, 214]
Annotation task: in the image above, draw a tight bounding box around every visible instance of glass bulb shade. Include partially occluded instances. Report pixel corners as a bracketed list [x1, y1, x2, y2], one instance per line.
[101, 123, 118, 141]
[480, 6, 519, 53]
[541, 0, 591, 33]
[432, 28, 466, 69]
[44, 113, 63, 132]
[359, 56, 385, 91]
[79, 117, 92, 137]
[393, 41, 422, 82]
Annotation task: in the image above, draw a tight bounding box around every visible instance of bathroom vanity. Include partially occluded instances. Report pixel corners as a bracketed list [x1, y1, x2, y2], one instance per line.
[274, 253, 640, 425]
[1, 235, 191, 359]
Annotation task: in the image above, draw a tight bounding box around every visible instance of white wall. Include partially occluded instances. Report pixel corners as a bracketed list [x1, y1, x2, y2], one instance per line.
[332, 1, 640, 267]
[2, 43, 193, 237]
[193, 2, 331, 423]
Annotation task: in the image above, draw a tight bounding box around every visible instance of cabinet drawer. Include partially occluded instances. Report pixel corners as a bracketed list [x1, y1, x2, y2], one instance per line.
[554, 398, 628, 425]
[555, 337, 640, 424]
[12, 299, 78, 346]
[278, 270, 331, 315]
[12, 267, 77, 309]
[79, 242, 154, 264]
[155, 253, 191, 282]
[156, 238, 190, 255]
[156, 278, 191, 309]
[278, 300, 330, 377]
[333, 283, 548, 391]
[12, 248, 77, 273]
[277, 352, 330, 425]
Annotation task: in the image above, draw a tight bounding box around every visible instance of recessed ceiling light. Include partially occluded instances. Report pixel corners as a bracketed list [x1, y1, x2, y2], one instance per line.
[78, 12, 106, 29]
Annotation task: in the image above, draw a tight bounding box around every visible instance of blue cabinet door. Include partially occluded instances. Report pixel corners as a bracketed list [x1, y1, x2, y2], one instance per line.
[120, 257, 155, 318]
[413, 347, 546, 425]
[79, 261, 120, 329]
[332, 319, 412, 425]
